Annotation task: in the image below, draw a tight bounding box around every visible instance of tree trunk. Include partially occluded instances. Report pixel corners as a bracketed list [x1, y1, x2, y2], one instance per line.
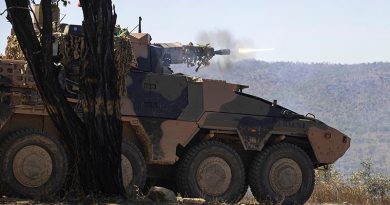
[79, 0, 125, 195]
[5, 0, 125, 197]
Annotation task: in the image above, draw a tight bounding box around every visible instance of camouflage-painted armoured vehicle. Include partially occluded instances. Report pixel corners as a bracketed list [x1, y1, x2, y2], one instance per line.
[0, 6, 350, 205]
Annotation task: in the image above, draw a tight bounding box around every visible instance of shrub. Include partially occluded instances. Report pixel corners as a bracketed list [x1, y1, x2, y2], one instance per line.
[308, 160, 390, 205]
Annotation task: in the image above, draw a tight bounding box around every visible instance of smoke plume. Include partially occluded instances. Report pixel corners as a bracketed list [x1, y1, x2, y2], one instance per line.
[196, 30, 255, 70]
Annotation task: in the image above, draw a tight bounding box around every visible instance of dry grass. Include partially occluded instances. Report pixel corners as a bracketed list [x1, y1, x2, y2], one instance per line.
[237, 160, 390, 205]
[308, 161, 390, 205]
[1, 161, 388, 205]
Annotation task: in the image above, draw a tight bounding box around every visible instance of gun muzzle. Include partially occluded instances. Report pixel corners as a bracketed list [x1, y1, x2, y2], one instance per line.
[214, 49, 231, 56]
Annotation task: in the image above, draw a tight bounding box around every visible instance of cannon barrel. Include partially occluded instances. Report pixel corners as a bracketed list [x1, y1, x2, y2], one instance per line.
[214, 49, 231, 56]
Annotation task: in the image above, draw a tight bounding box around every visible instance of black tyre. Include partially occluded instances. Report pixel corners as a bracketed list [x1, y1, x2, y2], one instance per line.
[176, 141, 246, 203]
[237, 183, 249, 203]
[121, 142, 147, 194]
[0, 129, 68, 198]
[249, 143, 315, 205]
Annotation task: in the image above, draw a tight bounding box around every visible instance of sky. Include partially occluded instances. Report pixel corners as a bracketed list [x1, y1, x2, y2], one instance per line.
[0, 0, 389, 63]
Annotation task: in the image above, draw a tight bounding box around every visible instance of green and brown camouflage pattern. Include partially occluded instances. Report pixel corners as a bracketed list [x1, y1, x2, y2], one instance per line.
[119, 70, 350, 164]
[0, 22, 350, 167]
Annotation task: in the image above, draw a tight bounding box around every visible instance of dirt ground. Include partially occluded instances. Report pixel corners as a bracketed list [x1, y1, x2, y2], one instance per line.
[0, 198, 351, 205]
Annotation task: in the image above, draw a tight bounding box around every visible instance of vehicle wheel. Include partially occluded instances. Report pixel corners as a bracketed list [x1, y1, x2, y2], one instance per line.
[249, 143, 315, 205]
[176, 141, 246, 203]
[0, 129, 68, 198]
[121, 142, 147, 194]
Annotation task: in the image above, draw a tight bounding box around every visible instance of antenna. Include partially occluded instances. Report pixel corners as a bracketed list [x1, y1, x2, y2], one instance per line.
[138, 16, 142, 33]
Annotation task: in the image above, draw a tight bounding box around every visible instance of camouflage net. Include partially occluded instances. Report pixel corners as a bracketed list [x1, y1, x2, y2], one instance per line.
[114, 35, 134, 95]
[58, 34, 134, 95]
[5, 35, 24, 60]
[5, 33, 134, 95]
[57, 33, 85, 66]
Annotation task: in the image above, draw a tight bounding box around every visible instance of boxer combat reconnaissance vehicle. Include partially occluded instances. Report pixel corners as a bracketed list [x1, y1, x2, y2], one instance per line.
[0, 5, 350, 205]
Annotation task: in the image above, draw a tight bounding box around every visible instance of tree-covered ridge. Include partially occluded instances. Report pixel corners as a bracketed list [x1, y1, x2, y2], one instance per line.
[173, 60, 390, 175]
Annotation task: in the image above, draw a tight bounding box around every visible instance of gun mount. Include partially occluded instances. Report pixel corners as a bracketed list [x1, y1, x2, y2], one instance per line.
[129, 33, 230, 73]
[151, 43, 230, 73]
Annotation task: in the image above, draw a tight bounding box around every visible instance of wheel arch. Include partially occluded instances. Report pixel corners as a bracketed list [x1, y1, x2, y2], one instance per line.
[0, 113, 60, 144]
[269, 135, 319, 167]
[121, 117, 153, 162]
[177, 128, 245, 154]
[177, 128, 256, 169]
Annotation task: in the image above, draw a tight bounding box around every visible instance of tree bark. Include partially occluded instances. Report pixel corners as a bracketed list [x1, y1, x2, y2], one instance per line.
[79, 0, 125, 195]
[5, 0, 125, 197]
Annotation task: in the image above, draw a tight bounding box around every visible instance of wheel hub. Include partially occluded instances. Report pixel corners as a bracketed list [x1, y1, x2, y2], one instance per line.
[196, 156, 232, 196]
[269, 158, 303, 196]
[121, 154, 133, 188]
[12, 145, 53, 188]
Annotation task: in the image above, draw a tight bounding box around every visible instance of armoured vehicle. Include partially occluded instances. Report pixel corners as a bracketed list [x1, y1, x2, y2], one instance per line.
[0, 5, 350, 205]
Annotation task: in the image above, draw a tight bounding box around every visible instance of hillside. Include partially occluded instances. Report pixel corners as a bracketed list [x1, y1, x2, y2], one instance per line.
[172, 60, 390, 175]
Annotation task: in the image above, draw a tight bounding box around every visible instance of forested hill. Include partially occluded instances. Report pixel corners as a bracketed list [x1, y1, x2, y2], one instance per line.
[173, 60, 390, 175]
